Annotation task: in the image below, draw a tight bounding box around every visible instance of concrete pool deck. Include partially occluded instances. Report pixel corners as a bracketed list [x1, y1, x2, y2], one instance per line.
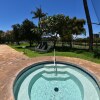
[0, 45, 100, 100]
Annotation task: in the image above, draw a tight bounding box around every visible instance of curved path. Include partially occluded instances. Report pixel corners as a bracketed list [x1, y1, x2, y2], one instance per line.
[0, 45, 100, 100]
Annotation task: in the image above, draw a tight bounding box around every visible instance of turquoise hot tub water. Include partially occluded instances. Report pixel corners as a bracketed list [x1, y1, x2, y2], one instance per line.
[13, 62, 100, 100]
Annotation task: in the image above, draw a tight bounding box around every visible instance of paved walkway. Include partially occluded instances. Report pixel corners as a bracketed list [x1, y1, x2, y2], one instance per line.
[0, 45, 100, 100]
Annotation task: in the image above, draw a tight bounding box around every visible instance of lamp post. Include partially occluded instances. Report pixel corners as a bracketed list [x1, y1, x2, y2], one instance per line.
[83, 0, 93, 51]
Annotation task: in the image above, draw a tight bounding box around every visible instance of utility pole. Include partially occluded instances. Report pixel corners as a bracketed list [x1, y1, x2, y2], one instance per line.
[83, 0, 93, 51]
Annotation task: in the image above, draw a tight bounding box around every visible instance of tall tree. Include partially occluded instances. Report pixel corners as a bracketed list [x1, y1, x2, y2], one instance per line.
[41, 14, 66, 48]
[59, 17, 85, 48]
[31, 27, 42, 44]
[5, 30, 13, 44]
[83, 0, 93, 51]
[41, 15, 85, 48]
[12, 24, 21, 45]
[0, 30, 4, 43]
[21, 19, 36, 47]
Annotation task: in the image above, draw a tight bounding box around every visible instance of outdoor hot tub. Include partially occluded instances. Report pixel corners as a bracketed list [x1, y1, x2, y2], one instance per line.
[13, 61, 100, 100]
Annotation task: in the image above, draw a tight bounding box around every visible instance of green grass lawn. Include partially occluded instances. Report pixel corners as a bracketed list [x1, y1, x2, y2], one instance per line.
[9, 44, 100, 64]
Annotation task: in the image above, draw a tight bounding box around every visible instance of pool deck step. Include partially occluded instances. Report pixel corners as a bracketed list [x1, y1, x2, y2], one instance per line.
[42, 71, 70, 80]
[44, 64, 68, 69]
[42, 75, 70, 81]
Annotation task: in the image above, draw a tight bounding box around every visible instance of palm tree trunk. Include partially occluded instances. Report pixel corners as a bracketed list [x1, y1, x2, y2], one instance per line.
[17, 40, 20, 45]
[29, 40, 32, 47]
[38, 17, 41, 29]
[69, 40, 72, 49]
[38, 17, 41, 36]
[83, 0, 93, 51]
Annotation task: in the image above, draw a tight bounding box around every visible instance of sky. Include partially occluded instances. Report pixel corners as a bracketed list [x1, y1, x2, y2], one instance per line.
[0, 0, 100, 37]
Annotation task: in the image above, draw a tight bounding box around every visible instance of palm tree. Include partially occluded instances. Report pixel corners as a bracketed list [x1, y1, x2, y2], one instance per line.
[31, 7, 47, 28]
[83, 0, 93, 51]
[21, 19, 36, 47]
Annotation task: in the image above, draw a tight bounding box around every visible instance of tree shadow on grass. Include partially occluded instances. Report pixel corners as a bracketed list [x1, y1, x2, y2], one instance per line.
[16, 46, 35, 49]
[55, 46, 89, 54]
